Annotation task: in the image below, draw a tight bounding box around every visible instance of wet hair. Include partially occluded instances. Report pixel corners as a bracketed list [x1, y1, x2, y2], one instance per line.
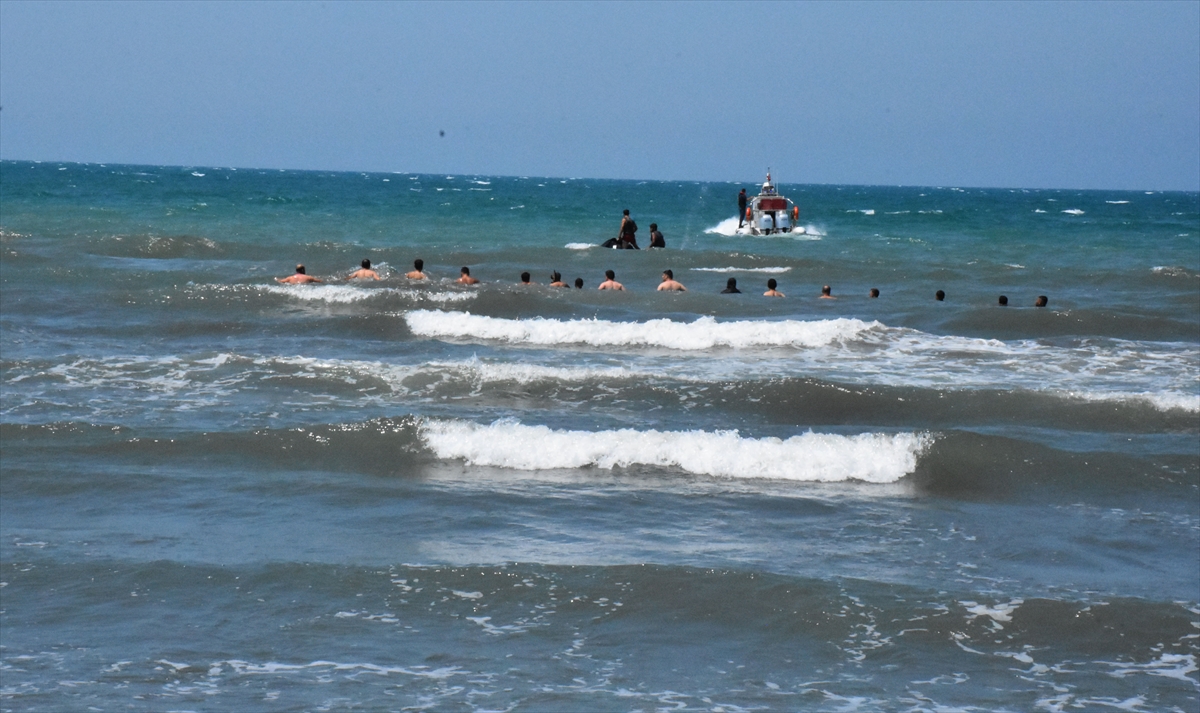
[935, 290, 945, 301]
[822, 285, 831, 296]
[460, 266, 470, 275]
[521, 271, 531, 283]
[551, 271, 561, 282]
[623, 209, 630, 216]
[869, 288, 879, 298]
[295, 264, 306, 274]
[998, 295, 1008, 306]
[413, 259, 424, 271]
[361, 259, 371, 269]
[605, 269, 615, 280]
[663, 269, 673, 279]
[727, 277, 737, 288]
[1035, 295, 1048, 307]
[575, 277, 583, 288]
[767, 278, 778, 290]
[650, 223, 658, 230]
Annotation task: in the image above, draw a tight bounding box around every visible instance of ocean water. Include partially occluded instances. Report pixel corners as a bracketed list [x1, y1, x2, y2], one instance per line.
[1, 160, 1197, 711]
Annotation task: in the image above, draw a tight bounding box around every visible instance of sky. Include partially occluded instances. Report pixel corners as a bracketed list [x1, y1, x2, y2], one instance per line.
[1, 1, 1197, 191]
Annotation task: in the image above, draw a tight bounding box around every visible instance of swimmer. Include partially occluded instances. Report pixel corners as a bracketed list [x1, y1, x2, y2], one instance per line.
[574, 277, 584, 289]
[998, 295, 1008, 306]
[347, 259, 381, 280]
[764, 278, 784, 297]
[456, 266, 479, 285]
[657, 269, 687, 291]
[869, 288, 879, 298]
[1035, 295, 1048, 307]
[598, 269, 624, 291]
[519, 271, 536, 285]
[406, 259, 427, 280]
[820, 285, 835, 299]
[721, 277, 741, 294]
[935, 290, 945, 301]
[276, 264, 323, 284]
[549, 271, 568, 288]
[648, 223, 665, 248]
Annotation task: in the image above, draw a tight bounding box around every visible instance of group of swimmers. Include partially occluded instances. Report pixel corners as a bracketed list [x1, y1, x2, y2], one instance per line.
[277, 258, 1049, 305]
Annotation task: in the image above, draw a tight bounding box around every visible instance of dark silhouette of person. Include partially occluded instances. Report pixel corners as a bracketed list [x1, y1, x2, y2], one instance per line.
[722, 277, 741, 294]
[738, 189, 748, 227]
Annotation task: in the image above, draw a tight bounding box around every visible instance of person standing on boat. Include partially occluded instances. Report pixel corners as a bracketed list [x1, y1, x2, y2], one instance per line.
[617, 210, 639, 249]
[738, 189, 748, 228]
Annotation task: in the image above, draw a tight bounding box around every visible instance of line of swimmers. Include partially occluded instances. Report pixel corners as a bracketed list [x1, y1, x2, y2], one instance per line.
[277, 259, 1049, 305]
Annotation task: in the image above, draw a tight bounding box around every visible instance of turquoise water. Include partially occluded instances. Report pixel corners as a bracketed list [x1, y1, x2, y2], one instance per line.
[2, 160, 1198, 711]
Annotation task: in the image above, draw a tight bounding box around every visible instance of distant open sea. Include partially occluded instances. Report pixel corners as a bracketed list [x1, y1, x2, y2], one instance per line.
[1, 160, 1197, 711]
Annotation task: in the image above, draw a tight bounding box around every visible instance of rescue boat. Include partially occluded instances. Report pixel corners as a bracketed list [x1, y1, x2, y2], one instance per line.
[736, 171, 804, 236]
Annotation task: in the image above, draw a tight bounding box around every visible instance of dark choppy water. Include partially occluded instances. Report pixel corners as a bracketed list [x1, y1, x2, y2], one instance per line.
[2, 161, 1198, 711]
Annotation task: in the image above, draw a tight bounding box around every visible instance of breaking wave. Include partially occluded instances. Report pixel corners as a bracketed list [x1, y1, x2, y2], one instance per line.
[420, 418, 932, 482]
[404, 311, 877, 350]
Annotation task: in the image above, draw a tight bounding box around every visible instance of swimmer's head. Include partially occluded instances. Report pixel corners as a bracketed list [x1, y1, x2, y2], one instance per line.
[361, 259, 371, 269]
[767, 278, 778, 290]
[998, 295, 1008, 306]
[461, 266, 470, 275]
[295, 264, 306, 274]
[936, 290, 945, 301]
[521, 271, 531, 283]
[821, 285, 831, 296]
[605, 269, 615, 280]
[551, 271, 561, 282]
[623, 209, 630, 216]
[662, 269, 673, 280]
[575, 277, 583, 289]
[727, 277, 737, 288]
[869, 288, 879, 298]
[650, 223, 658, 230]
[1035, 295, 1048, 307]
[414, 259, 423, 271]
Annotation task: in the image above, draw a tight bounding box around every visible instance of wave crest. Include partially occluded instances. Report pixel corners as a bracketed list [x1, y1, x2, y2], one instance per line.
[404, 311, 879, 350]
[420, 419, 932, 482]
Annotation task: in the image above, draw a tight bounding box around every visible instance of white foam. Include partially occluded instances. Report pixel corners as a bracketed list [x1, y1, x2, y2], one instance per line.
[564, 243, 595, 250]
[960, 599, 1023, 624]
[257, 285, 474, 304]
[1062, 209, 1085, 215]
[404, 311, 879, 351]
[704, 217, 743, 236]
[1152, 266, 1197, 278]
[691, 266, 793, 274]
[419, 418, 931, 483]
[702, 217, 821, 239]
[1106, 200, 1129, 204]
[1074, 389, 1200, 413]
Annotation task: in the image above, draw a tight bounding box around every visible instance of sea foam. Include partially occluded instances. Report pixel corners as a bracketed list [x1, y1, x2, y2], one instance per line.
[259, 285, 474, 304]
[691, 266, 793, 274]
[419, 418, 932, 483]
[404, 311, 878, 350]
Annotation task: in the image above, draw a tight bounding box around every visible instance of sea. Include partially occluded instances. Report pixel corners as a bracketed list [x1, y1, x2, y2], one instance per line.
[1, 160, 1197, 712]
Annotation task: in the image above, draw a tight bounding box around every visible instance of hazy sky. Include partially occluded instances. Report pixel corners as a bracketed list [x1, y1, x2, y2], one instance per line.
[2, 1, 1197, 190]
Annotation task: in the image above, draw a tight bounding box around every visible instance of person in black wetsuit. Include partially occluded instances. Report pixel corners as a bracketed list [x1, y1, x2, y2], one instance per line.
[648, 223, 665, 248]
[721, 277, 741, 293]
[617, 209, 639, 249]
[738, 189, 748, 228]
